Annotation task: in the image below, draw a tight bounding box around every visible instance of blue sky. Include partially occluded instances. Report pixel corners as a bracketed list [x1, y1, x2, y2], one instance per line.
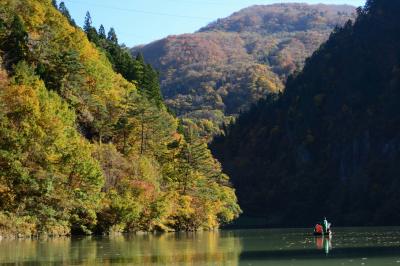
[61, 0, 366, 47]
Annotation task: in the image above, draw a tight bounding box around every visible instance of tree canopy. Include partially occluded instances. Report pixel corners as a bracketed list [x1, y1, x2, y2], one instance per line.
[211, 0, 400, 227]
[0, 0, 240, 237]
[133, 4, 355, 139]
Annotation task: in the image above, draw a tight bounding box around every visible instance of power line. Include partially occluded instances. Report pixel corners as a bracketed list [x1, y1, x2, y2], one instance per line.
[160, 0, 232, 6]
[65, 0, 215, 20]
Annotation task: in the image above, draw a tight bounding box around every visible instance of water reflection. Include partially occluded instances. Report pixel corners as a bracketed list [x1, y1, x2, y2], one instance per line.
[1, 228, 400, 265]
[0, 231, 242, 265]
[315, 236, 332, 254]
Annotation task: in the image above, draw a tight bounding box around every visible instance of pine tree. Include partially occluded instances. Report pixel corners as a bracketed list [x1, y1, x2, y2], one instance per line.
[107, 27, 118, 44]
[141, 64, 163, 107]
[83, 11, 92, 33]
[83, 11, 98, 43]
[2, 15, 28, 70]
[136, 53, 145, 64]
[98, 24, 106, 39]
[58, 2, 76, 27]
[0, 0, 240, 235]
[132, 53, 145, 84]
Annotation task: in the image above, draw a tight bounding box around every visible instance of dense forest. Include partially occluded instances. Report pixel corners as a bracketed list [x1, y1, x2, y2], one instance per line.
[211, 0, 400, 227]
[0, 0, 240, 237]
[133, 4, 355, 138]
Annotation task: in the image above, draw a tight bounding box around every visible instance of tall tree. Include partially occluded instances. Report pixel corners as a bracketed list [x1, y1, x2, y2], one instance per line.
[141, 64, 163, 107]
[83, 11, 92, 33]
[132, 53, 145, 83]
[0, 61, 104, 235]
[98, 24, 106, 39]
[1, 15, 28, 70]
[58, 2, 76, 27]
[0, 0, 240, 235]
[107, 27, 118, 44]
[83, 11, 98, 43]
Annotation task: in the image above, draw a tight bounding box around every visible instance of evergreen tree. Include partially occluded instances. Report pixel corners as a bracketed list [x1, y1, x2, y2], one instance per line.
[107, 27, 118, 44]
[211, 0, 400, 226]
[83, 11, 98, 43]
[132, 53, 145, 83]
[98, 24, 106, 39]
[58, 2, 76, 27]
[83, 11, 92, 33]
[141, 64, 163, 107]
[1, 15, 28, 70]
[0, 0, 241, 235]
[83, 20, 140, 84]
[136, 53, 145, 64]
[37, 49, 84, 94]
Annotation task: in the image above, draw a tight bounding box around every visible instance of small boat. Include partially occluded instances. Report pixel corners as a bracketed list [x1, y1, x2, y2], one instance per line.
[313, 221, 332, 237]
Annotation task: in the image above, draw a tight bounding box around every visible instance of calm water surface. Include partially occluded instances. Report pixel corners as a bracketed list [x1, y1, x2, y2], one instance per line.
[1, 227, 400, 265]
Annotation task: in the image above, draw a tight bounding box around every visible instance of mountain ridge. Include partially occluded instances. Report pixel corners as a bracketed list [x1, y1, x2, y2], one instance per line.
[199, 3, 355, 33]
[132, 3, 355, 137]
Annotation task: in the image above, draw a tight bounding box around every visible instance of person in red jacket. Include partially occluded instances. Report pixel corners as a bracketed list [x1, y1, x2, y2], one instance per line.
[315, 224, 323, 234]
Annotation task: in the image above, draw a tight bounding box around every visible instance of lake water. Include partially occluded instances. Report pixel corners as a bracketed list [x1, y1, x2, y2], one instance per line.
[1, 227, 400, 265]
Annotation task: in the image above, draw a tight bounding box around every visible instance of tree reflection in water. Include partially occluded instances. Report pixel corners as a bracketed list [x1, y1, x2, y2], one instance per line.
[0, 231, 242, 265]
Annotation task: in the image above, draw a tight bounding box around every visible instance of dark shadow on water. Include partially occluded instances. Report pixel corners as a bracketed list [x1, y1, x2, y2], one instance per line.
[239, 246, 400, 261]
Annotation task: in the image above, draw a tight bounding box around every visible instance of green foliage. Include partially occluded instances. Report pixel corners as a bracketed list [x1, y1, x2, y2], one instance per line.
[84, 11, 98, 43]
[0, 61, 103, 235]
[0, 0, 239, 236]
[83, 11, 92, 33]
[107, 27, 118, 44]
[82, 16, 164, 107]
[98, 24, 106, 39]
[0, 14, 29, 69]
[140, 63, 163, 107]
[211, 0, 400, 227]
[58, 2, 76, 27]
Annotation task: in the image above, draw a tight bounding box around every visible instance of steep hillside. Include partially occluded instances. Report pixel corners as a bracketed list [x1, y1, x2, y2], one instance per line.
[133, 4, 355, 136]
[0, 0, 239, 237]
[211, 0, 400, 227]
[200, 4, 355, 33]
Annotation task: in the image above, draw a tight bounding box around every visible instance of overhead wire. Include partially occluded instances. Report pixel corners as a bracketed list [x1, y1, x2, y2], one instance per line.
[65, 0, 215, 20]
[157, 0, 232, 6]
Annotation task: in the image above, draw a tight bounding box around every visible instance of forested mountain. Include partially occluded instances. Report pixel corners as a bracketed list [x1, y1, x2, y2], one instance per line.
[0, 0, 240, 237]
[133, 4, 355, 137]
[211, 0, 400, 227]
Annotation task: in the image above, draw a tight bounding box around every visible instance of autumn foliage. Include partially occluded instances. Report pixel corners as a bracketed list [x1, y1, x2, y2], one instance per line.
[134, 4, 355, 138]
[0, 0, 240, 237]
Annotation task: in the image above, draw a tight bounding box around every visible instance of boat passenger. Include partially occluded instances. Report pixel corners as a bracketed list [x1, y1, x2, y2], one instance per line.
[315, 224, 323, 234]
[323, 217, 329, 234]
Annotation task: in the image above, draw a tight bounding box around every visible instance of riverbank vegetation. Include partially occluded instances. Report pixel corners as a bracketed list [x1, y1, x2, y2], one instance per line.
[0, 0, 240, 237]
